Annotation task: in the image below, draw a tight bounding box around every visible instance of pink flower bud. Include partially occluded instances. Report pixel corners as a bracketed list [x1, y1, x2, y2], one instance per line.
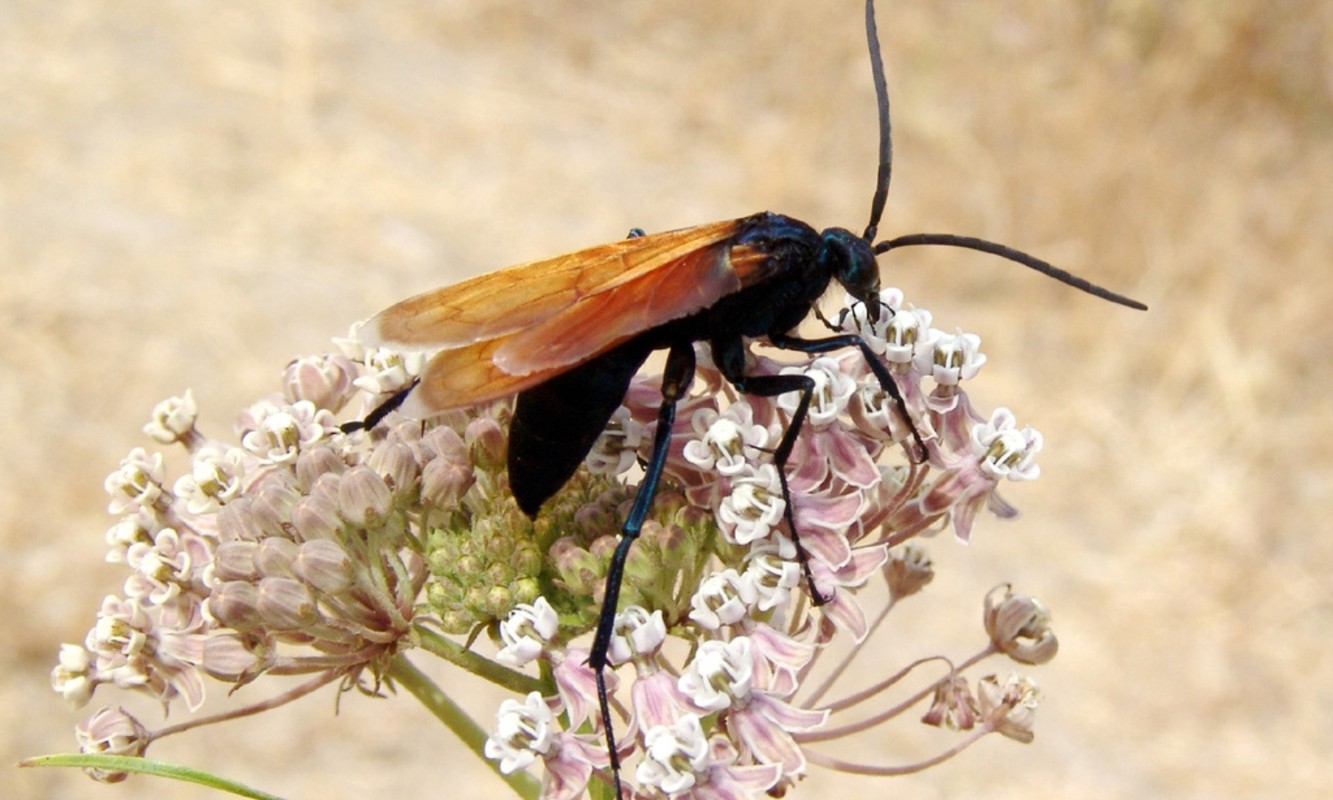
[421, 457, 474, 508]
[212, 541, 260, 582]
[208, 581, 264, 631]
[466, 416, 506, 469]
[256, 537, 298, 578]
[202, 632, 272, 682]
[337, 466, 392, 529]
[291, 494, 343, 541]
[217, 498, 263, 542]
[293, 539, 354, 593]
[369, 441, 420, 495]
[257, 577, 318, 631]
[250, 485, 300, 539]
[294, 445, 346, 492]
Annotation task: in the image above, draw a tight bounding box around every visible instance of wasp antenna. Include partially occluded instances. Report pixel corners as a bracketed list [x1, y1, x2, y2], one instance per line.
[862, 0, 893, 243]
[876, 232, 1149, 310]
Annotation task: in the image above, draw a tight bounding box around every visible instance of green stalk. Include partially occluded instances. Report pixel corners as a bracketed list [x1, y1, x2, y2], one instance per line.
[387, 655, 540, 800]
[413, 624, 547, 695]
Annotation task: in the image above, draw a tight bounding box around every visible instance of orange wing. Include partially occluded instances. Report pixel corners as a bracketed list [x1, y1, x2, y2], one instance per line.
[363, 219, 743, 350]
[361, 217, 780, 419]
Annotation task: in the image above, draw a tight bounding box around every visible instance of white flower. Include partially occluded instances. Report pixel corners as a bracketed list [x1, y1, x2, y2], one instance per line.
[351, 345, 427, 395]
[51, 644, 94, 707]
[586, 406, 648, 477]
[881, 303, 933, 365]
[173, 446, 244, 515]
[778, 357, 856, 426]
[636, 714, 710, 795]
[104, 448, 165, 514]
[688, 569, 757, 630]
[496, 598, 560, 667]
[971, 408, 1042, 481]
[238, 400, 332, 465]
[484, 691, 556, 774]
[743, 549, 802, 612]
[717, 464, 786, 547]
[607, 606, 667, 666]
[916, 328, 986, 386]
[682, 404, 771, 476]
[678, 638, 753, 712]
[142, 390, 198, 444]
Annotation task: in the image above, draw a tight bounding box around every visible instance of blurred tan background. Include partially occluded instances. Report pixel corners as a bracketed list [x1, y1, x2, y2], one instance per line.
[4, 1, 1329, 798]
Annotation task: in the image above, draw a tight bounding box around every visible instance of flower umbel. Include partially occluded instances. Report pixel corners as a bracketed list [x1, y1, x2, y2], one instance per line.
[55, 288, 1066, 795]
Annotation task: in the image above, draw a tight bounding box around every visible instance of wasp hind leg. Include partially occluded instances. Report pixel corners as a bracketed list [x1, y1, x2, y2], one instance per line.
[587, 341, 695, 797]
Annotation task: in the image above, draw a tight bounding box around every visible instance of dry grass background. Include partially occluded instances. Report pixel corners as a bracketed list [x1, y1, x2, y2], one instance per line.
[3, 1, 1330, 798]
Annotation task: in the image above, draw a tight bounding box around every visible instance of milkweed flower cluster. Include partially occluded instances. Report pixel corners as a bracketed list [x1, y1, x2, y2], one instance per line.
[52, 287, 1060, 797]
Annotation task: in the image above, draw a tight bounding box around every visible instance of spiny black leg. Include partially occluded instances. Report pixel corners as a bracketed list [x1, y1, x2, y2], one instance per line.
[711, 337, 833, 605]
[340, 377, 421, 433]
[589, 342, 695, 798]
[733, 371, 833, 606]
[770, 332, 927, 459]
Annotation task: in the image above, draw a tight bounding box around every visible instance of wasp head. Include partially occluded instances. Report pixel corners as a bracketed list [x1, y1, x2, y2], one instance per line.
[821, 227, 883, 323]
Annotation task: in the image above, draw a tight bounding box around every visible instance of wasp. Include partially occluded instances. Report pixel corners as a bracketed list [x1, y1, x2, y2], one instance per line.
[346, 0, 1145, 791]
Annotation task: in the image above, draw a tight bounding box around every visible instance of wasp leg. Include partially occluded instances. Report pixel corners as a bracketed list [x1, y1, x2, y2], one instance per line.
[588, 340, 695, 798]
[769, 332, 927, 459]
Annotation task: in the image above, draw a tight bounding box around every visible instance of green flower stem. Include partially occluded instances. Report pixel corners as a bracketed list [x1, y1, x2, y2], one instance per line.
[413, 623, 547, 695]
[19, 754, 287, 800]
[387, 655, 540, 800]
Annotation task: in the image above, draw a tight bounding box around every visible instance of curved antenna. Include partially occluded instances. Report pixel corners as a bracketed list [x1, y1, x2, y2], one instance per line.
[876, 232, 1148, 310]
[862, 0, 892, 243]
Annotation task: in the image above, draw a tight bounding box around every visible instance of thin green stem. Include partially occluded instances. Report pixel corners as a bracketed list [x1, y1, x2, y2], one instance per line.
[414, 623, 546, 695]
[387, 655, 540, 800]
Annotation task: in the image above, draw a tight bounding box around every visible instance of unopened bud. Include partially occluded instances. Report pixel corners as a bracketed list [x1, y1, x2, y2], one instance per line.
[513, 577, 541, 606]
[217, 498, 263, 542]
[291, 494, 343, 541]
[202, 632, 272, 682]
[485, 585, 514, 618]
[256, 537, 298, 578]
[212, 541, 260, 582]
[466, 416, 506, 469]
[293, 539, 354, 593]
[208, 581, 264, 631]
[420, 425, 469, 462]
[337, 466, 392, 529]
[251, 485, 300, 539]
[257, 577, 318, 631]
[421, 457, 474, 508]
[369, 441, 420, 495]
[295, 446, 346, 493]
